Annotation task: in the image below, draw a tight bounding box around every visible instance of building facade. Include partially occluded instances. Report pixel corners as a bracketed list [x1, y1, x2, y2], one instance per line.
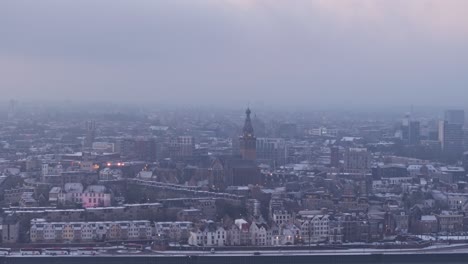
[30, 219, 152, 243]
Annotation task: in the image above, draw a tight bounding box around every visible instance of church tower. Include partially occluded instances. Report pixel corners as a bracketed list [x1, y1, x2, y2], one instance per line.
[239, 108, 256, 161]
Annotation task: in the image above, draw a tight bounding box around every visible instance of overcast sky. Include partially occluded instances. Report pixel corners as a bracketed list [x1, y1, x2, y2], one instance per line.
[1, 0, 468, 108]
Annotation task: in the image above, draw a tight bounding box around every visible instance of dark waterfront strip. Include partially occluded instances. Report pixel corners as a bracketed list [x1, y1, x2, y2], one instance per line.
[2, 253, 468, 264]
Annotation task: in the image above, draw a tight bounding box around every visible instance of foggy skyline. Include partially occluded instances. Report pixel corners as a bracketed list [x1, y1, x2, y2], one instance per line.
[1, 0, 468, 108]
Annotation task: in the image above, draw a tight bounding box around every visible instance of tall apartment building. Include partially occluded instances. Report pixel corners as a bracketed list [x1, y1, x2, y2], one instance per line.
[256, 138, 287, 166]
[330, 146, 340, 168]
[408, 121, 421, 145]
[84, 121, 96, 150]
[444, 110, 465, 126]
[168, 136, 194, 158]
[344, 148, 371, 173]
[439, 121, 463, 161]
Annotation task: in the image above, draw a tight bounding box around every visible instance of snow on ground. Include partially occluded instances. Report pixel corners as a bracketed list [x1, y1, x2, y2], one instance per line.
[419, 235, 468, 241]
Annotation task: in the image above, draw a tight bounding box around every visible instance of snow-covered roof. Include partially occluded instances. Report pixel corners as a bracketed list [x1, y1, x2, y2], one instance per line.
[421, 215, 437, 221]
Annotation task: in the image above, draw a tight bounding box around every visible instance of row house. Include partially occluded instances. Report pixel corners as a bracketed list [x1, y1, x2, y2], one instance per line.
[185, 216, 345, 248]
[297, 214, 330, 243]
[250, 222, 269, 246]
[274, 223, 301, 245]
[328, 220, 343, 244]
[154, 221, 194, 243]
[235, 219, 251, 246]
[30, 218, 152, 243]
[226, 224, 241, 246]
[188, 223, 227, 247]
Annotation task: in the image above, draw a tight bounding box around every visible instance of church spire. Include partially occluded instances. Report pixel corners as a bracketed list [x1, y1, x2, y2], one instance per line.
[239, 107, 256, 161]
[243, 108, 254, 137]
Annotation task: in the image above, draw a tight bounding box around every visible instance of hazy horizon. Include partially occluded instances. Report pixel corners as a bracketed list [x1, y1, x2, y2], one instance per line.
[1, 0, 468, 107]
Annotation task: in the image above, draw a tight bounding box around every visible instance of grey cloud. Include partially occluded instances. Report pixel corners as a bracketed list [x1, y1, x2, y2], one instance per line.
[0, 0, 467, 108]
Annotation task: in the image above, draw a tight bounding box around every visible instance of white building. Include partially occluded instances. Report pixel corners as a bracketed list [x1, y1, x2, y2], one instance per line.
[308, 127, 339, 137]
[48, 187, 62, 204]
[82, 185, 112, 208]
[99, 168, 123, 181]
[42, 163, 63, 177]
[58, 183, 84, 205]
[58, 183, 112, 208]
[272, 210, 292, 225]
[188, 225, 227, 247]
[299, 215, 330, 243]
[381, 177, 413, 185]
[250, 222, 269, 246]
[226, 224, 241, 246]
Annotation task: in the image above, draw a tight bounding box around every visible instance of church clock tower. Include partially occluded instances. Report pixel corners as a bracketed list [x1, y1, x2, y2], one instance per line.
[239, 108, 256, 161]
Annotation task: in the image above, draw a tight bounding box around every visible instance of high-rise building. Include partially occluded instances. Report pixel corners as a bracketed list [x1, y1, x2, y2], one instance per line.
[256, 138, 287, 166]
[439, 120, 463, 161]
[7, 99, 17, 120]
[239, 108, 256, 161]
[344, 148, 371, 173]
[84, 121, 96, 150]
[400, 112, 420, 145]
[167, 136, 194, 158]
[444, 110, 465, 126]
[408, 121, 421, 145]
[462, 152, 468, 172]
[330, 146, 340, 168]
[401, 113, 411, 143]
[463, 129, 468, 151]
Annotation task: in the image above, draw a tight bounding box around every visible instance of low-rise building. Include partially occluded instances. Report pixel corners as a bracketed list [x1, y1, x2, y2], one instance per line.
[416, 215, 438, 234]
[30, 218, 152, 243]
[4, 187, 35, 205]
[48, 187, 62, 205]
[298, 214, 330, 243]
[272, 210, 292, 225]
[437, 211, 464, 233]
[154, 221, 193, 243]
[58, 183, 112, 208]
[2, 213, 20, 243]
[188, 222, 226, 247]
